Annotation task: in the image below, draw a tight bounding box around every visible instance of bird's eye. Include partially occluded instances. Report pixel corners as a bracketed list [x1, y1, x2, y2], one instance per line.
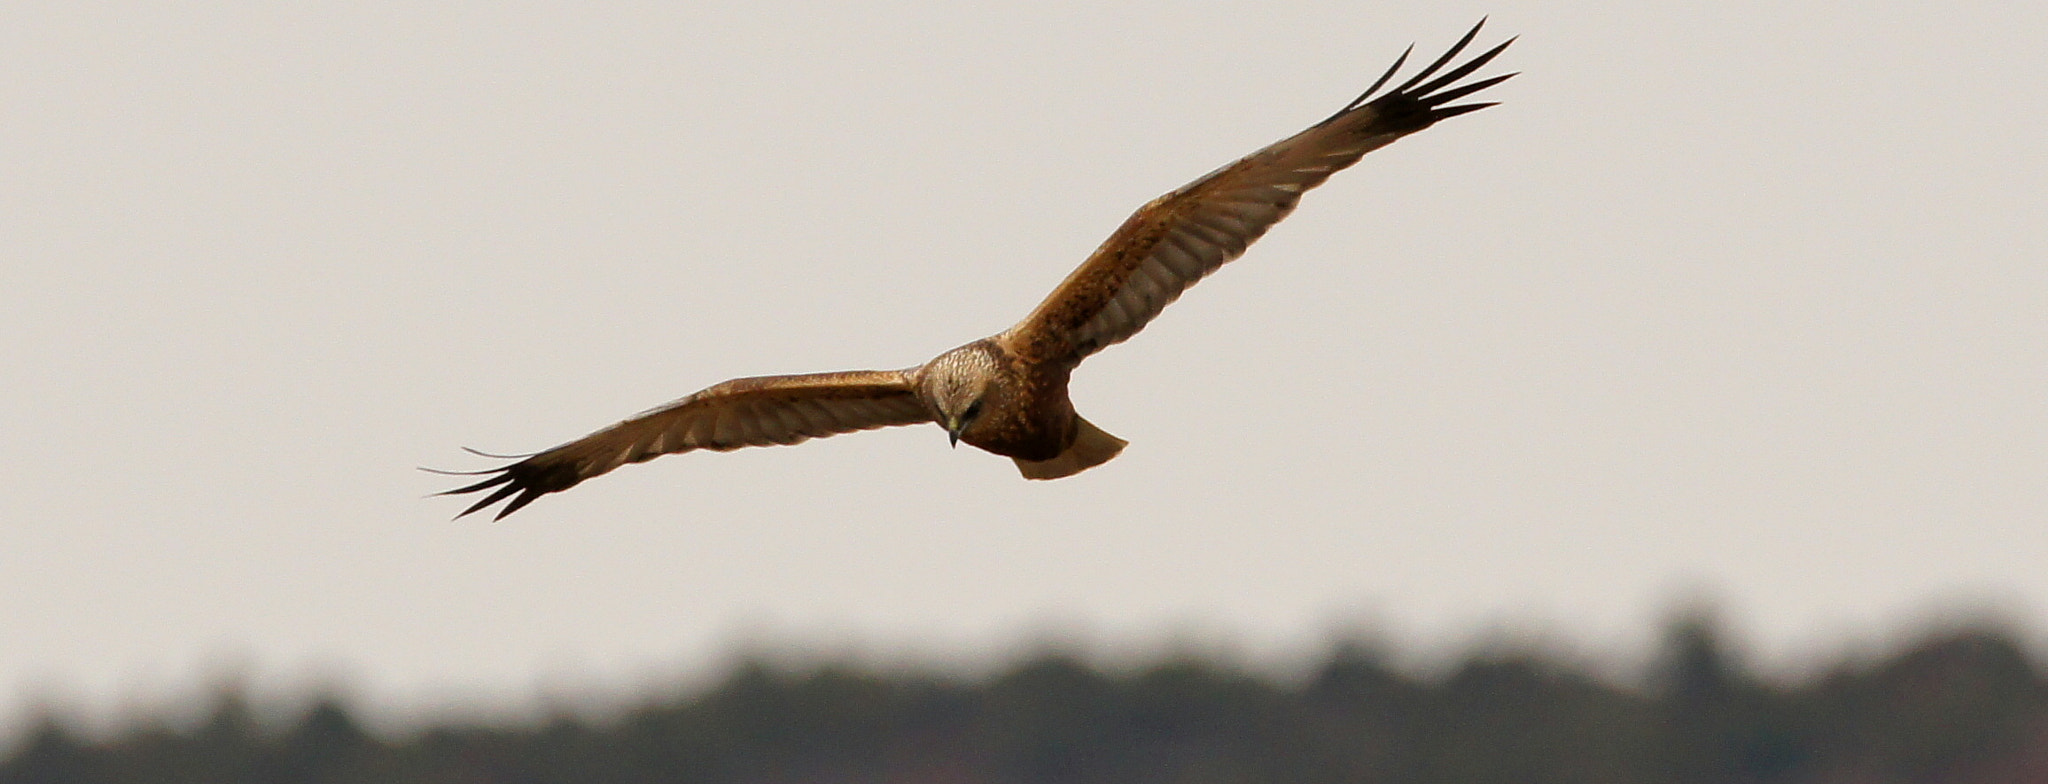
[963, 400, 983, 420]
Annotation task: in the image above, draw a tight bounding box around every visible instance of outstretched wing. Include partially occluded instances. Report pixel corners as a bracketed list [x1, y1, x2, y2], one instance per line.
[1001, 20, 1514, 366]
[439, 369, 930, 519]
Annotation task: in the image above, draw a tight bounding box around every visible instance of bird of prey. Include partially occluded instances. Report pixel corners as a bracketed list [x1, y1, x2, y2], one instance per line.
[440, 21, 1514, 519]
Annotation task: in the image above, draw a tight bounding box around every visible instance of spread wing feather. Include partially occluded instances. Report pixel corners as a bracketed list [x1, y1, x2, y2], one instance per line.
[1001, 21, 1514, 365]
[439, 369, 929, 519]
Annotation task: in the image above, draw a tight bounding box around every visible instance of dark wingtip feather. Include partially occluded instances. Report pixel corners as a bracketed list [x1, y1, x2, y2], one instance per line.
[493, 489, 547, 521]
[1421, 72, 1518, 107]
[437, 449, 583, 520]
[1388, 18, 1486, 95]
[457, 482, 524, 519]
[1430, 102, 1501, 120]
[1322, 20, 1514, 130]
[462, 446, 539, 459]
[1320, 44, 1414, 126]
[437, 471, 514, 497]
[419, 465, 503, 477]
[1410, 37, 1516, 99]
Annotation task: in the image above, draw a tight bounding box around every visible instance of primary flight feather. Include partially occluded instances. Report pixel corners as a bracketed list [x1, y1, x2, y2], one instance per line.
[440, 21, 1516, 519]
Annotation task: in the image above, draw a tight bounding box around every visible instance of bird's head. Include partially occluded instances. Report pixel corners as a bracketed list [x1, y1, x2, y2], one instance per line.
[920, 342, 1001, 447]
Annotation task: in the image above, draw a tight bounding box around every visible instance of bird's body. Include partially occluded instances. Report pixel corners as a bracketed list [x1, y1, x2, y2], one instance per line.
[921, 339, 1073, 462]
[440, 22, 1516, 519]
[916, 338, 1124, 479]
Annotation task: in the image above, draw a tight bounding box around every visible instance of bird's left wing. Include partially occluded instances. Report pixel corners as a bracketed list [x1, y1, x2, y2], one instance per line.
[1001, 21, 1514, 366]
[438, 369, 930, 519]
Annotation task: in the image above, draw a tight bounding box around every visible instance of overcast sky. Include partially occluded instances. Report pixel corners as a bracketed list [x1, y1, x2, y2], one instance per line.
[3, 0, 2044, 736]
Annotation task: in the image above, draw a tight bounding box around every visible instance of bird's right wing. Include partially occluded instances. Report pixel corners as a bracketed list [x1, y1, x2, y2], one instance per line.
[1001, 21, 1513, 366]
[438, 369, 930, 519]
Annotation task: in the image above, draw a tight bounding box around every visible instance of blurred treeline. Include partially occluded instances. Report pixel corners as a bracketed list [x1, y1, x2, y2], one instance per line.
[6, 614, 2048, 784]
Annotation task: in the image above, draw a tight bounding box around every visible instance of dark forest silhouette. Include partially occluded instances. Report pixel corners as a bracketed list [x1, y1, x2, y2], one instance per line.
[7, 613, 2048, 783]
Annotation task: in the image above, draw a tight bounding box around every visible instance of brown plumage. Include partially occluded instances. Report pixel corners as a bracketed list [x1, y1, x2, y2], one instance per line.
[438, 21, 1515, 519]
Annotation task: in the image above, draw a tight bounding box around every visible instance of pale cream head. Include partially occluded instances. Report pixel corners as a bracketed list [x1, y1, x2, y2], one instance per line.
[919, 342, 1002, 443]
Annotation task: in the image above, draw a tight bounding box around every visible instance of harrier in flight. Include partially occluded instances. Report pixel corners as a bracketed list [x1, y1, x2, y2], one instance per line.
[441, 22, 1515, 519]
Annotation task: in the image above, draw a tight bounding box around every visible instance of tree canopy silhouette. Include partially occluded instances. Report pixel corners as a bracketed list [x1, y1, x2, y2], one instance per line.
[7, 616, 2047, 784]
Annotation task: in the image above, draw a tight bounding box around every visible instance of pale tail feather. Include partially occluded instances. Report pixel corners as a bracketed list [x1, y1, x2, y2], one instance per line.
[1014, 415, 1128, 480]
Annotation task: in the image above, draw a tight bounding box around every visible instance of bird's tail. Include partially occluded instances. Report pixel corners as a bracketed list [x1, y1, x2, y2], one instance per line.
[1014, 414, 1127, 480]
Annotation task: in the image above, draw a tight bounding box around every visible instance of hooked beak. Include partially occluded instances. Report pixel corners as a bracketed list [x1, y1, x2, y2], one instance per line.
[945, 416, 963, 448]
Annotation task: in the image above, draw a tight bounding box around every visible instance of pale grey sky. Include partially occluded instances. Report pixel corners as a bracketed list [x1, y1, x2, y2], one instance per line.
[3, 1, 2045, 735]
